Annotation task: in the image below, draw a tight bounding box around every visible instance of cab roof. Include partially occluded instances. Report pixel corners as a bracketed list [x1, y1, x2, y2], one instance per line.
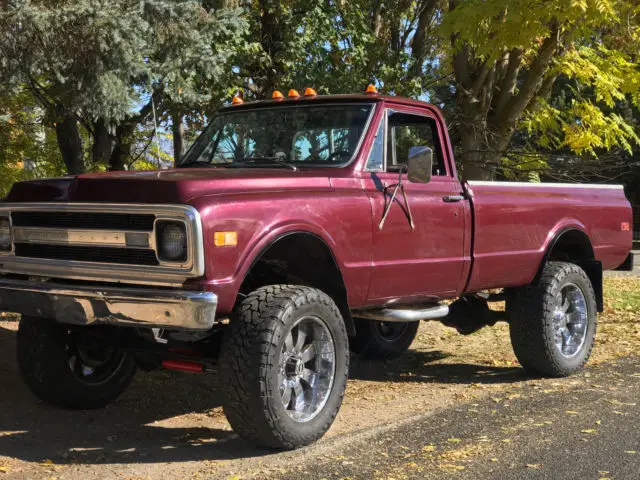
[220, 93, 434, 112]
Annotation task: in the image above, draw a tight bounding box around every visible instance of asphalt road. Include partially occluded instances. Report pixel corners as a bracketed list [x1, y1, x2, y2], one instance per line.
[281, 356, 640, 480]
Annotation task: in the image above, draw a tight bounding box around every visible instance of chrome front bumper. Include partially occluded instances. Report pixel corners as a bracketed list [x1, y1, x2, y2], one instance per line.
[0, 278, 217, 330]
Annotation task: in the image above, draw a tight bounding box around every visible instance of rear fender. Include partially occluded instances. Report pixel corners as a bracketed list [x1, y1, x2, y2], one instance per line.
[534, 228, 603, 312]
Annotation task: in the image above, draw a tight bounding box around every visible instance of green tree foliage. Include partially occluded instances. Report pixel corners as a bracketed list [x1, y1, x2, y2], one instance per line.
[0, 0, 247, 173]
[234, 1, 640, 180]
[433, 0, 640, 179]
[1, 0, 639, 183]
[0, 88, 65, 197]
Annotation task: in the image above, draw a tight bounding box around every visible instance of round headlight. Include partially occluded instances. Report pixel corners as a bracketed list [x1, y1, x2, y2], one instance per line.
[0, 218, 10, 251]
[158, 223, 187, 262]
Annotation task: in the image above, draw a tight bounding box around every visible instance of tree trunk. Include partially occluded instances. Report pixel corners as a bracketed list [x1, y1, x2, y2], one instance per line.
[109, 124, 134, 171]
[172, 110, 185, 164]
[92, 118, 115, 165]
[107, 94, 159, 171]
[54, 108, 84, 175]
[456, 123, 514, 180]
[257, 0, 285, 94]
[408, 0, 439, 79]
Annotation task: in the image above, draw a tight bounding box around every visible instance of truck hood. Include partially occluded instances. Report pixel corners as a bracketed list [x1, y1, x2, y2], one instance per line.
[5, 167, 334, 204]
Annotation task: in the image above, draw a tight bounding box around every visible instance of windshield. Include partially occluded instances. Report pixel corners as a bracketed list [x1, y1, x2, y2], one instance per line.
[179, 104, 373, 168]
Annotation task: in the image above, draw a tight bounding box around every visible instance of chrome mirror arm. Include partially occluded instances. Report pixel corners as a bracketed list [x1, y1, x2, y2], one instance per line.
[378, 165, 415, 231]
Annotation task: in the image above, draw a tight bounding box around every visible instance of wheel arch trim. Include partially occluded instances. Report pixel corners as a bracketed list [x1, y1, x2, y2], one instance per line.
[236, 226, 355, 335]
[534, 227, 603, 312]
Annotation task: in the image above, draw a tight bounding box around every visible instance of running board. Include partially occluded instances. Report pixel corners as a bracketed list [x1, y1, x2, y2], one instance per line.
[353, 304, 449, 323]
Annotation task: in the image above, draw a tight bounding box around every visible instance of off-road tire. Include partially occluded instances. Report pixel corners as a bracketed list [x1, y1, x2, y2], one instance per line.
[17, 316, 137, 409]
[220, 285, 349, 449]
[507, 261, 597, 377]
[350, 318, 419, 359]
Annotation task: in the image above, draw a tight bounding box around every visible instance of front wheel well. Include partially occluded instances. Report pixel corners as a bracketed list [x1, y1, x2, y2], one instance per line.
[238, 232, 355, 335]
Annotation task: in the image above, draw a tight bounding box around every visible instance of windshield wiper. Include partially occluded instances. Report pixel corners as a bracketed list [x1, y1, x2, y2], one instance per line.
[227, 157, 298, 171]
[178, 160, 218, 168]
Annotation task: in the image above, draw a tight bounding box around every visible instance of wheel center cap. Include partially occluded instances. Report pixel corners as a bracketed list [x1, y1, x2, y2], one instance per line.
[285, 356, 304, 378]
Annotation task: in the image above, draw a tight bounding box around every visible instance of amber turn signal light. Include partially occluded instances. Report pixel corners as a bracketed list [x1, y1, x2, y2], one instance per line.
[214, 231, 238, 247]
[288, 89, 300, 98]
[365, 84, 378, 94]
[231, 95, 244, 105]
[272, 90, 285, 100]
[304, 87, 317, 97]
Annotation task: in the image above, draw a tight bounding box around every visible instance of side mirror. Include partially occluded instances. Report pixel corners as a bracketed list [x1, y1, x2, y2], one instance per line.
[407, 146, 433, 183]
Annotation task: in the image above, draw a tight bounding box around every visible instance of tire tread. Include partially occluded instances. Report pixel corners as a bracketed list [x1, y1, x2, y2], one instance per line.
[220, 285, 349, 449]
[508, 261, 597, 377]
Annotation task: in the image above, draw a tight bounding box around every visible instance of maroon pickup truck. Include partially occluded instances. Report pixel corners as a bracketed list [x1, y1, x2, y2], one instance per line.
[0, 91, 633, 449]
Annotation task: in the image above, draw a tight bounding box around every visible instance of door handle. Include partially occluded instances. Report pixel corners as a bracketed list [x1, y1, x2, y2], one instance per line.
[442, 195, 465, 203]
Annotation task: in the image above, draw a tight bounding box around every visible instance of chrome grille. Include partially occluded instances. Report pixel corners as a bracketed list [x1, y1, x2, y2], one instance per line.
[0, 203, 204, 287]
[11, 211, 156, 231]
[14, 244, 160, 266]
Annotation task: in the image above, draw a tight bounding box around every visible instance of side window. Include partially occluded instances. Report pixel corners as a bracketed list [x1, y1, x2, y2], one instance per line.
[364, 118, 385, 171]
[386, 113, 446, 176]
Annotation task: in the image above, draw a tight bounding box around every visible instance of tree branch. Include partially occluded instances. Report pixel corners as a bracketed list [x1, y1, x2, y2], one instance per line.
[490, 25, 560, 133]
[470, 59, 492, 97]
[409, 0, 440, 78]
[370, 0, 384, 38]
[524, 72, 559, 113]
[126, 88, 163, 127]
[494, 47, 523, 115]
[452, 41, 472, 90]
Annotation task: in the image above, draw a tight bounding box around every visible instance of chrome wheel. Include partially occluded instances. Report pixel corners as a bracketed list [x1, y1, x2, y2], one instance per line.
[278, 316, 336, 423]
[66, 334, 126, 386]
[552, 283, 588, 358]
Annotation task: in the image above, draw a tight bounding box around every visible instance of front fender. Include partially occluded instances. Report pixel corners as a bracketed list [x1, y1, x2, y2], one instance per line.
[186, 190, 373, 314]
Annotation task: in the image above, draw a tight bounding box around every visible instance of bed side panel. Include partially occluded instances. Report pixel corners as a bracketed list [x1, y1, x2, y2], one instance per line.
[465, 182, 632, 293]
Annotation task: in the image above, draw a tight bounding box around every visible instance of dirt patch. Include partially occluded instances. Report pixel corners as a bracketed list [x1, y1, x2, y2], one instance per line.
[0, 277, 638, 479]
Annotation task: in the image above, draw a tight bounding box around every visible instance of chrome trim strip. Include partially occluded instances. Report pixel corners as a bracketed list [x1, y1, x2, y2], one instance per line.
[0, 203, 205, 287]
[467, 181, 624, 190]
[12, 227, 152, 248]
[0, 278, 217, 330]
[362, 109, 386, 173]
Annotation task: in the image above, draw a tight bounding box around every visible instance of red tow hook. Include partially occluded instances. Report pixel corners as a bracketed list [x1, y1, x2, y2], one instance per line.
[162, 360, 204, 373]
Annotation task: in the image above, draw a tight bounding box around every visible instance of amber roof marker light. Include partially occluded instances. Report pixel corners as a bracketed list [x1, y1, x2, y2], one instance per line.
[304, 87, 317, 97]
[288, 89, 300, 99]
[231, 95, 244, 105]
[365, 84, 378, 95]
[272, 90, 285, 100]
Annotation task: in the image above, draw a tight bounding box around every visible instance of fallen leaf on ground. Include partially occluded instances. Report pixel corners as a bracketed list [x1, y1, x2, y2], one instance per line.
[605, 399, 636, 406]
[438, 464, 465, 471]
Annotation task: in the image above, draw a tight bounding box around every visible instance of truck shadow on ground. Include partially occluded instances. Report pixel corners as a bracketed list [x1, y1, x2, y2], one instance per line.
[350, 350, 526, 385]
[0, 324, 525, 466]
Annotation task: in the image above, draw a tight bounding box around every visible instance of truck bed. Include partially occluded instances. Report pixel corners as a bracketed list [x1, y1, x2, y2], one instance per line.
[465, 181, 632, 293]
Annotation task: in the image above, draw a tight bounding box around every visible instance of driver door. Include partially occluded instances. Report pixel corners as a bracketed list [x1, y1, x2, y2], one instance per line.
[363, 108, 466, 303]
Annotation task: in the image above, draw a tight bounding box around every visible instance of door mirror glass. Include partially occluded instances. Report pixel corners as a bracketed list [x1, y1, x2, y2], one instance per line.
[407, 146, 432, 183]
